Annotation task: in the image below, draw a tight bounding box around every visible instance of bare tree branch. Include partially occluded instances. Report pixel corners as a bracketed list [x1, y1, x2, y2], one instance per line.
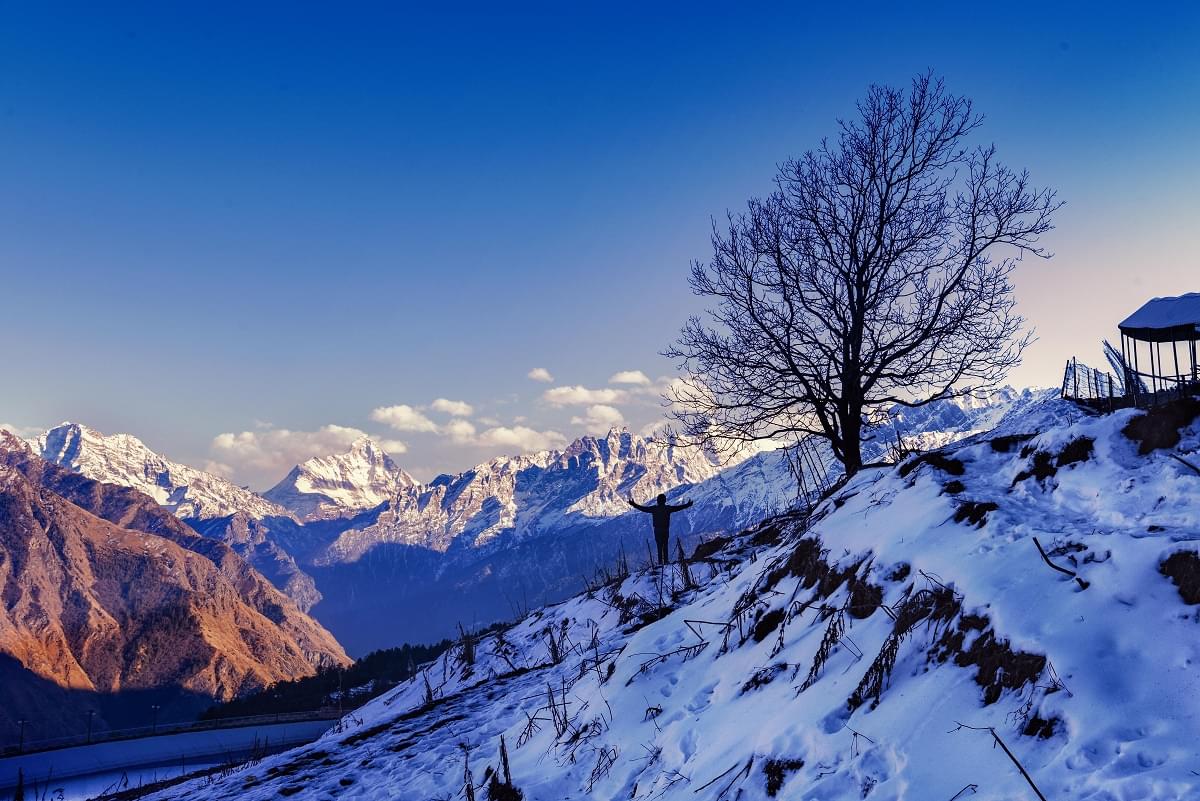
[665, 73, 1060, 476]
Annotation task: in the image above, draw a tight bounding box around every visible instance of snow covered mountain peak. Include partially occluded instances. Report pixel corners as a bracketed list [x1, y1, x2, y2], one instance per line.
[31, 421, 290, 520]
[263, 436, 416, 522]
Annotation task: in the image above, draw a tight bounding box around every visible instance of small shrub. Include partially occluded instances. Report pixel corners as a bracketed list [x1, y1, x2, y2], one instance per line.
[942, 479, 966, 494]
[486, 774, 524, 801]
[762, 758, 804, 797]
[741, 662, 787, 694]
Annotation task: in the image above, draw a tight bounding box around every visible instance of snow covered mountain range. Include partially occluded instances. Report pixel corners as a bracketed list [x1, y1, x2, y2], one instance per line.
[33, 423, 291, 520]
[136, 393, 1200, 801]
[28, 389, 1045, 653]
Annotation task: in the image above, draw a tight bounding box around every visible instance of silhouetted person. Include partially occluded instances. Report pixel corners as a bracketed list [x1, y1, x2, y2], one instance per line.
[627, 493, 693, 565]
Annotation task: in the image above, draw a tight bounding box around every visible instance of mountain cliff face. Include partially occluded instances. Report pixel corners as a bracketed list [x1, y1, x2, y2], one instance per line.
[0, 433, 349, 743]
[33, 422, 290, 520]
[263, 437, 416, 521]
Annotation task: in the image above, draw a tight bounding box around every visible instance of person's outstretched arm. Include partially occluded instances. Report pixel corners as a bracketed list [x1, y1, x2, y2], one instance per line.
[667, 499, 694, 512]
[627, 496, 651, 512]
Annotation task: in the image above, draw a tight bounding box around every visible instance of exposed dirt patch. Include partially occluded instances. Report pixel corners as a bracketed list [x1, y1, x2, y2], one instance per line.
[1023, 715, 1060, 739]
[898, 451, 966, 479]
[749, 524, 784, 547]
[1160, 551, 1200, 604]
[762, 758, 805, 797]
[846, 579, 883, 619]
[990, 433, 1035, 453]
[1012, 451, 1056, 484]
[1013, 437, 1094, 486]
[942, 480, 966, 495]
[1056, 437, 1095, 467]
[1122, 398, 1200, 454]
[931, 615, 1046, 705]
[761, 538, 824, 593]
[954, 500, 999, 528]
[692, 535, 732, 560]
[752, 608, 787, 642]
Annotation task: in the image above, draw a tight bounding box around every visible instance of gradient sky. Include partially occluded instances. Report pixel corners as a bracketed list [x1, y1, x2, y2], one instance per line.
[2, 2, 1198, 486]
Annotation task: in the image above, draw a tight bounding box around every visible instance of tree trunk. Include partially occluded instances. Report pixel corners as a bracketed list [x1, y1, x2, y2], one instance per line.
[840, 403, 864, 478]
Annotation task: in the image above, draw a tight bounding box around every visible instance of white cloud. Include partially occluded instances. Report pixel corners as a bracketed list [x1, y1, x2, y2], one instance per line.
[542, 385, 628, 406]
[441, 418, 478, 444]
[527, 367, 554, 383]
[430, 398, 474, 417]
[378, 439, 410, 454]
[476, 425, 566, 452]
[210, 424, 368, 485]
[609, 370, 651, 386]
[571, 404, 626, 432]
[0, 422, 41, 439]
[369, 404, 439, 432]
[638, 419, 673, 439]
[202, 460, 236, 479]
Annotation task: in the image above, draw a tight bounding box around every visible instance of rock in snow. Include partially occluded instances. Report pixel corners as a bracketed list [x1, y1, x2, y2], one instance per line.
[141, 395, 1200, 801]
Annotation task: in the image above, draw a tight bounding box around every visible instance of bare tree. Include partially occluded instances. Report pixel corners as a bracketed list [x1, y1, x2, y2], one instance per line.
[666, 73, 1060, 477]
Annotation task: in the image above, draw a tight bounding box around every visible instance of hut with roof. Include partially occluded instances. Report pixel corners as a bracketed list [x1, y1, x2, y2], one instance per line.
[1118, 292, 1200, 400]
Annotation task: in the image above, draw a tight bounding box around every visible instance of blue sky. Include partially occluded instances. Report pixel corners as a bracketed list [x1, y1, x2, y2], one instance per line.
[2, 2, 1198, 485]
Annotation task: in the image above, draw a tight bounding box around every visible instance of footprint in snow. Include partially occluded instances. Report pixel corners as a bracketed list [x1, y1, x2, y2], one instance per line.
[686, 680, 719, 713]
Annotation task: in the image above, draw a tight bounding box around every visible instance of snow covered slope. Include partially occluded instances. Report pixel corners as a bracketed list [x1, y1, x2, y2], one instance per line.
[32, 422, 290, 520]
[146, 396, 1200, 800]
[263, 437, 416, 521]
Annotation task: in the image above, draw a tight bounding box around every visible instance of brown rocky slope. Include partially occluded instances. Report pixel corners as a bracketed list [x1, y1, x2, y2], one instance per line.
[0, 432, 348, 744]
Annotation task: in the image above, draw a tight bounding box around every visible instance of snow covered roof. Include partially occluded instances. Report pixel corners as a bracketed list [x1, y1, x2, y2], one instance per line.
[1118, 292, 1200, 341]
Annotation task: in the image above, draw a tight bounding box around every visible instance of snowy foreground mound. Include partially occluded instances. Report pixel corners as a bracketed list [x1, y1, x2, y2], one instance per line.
[148, 398, 1200, 801]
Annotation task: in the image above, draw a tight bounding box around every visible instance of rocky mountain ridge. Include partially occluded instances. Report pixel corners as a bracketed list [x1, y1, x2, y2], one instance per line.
[32, 422, 291, 520]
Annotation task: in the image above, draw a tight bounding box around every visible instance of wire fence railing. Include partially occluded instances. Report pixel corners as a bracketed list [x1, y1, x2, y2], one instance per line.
[1062, 358, 1120, 402]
